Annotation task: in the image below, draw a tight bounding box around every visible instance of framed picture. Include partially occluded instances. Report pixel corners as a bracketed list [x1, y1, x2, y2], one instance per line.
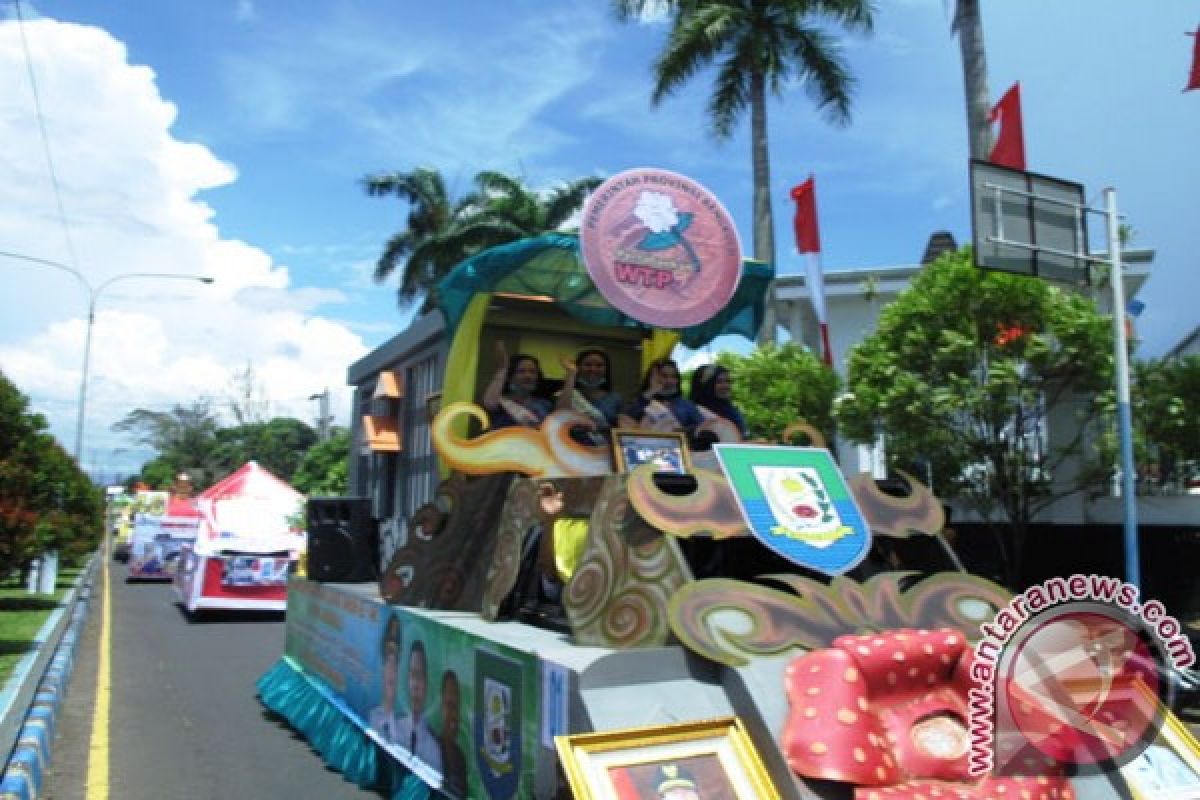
[1120, 683, 1200, 799]
[555, 716, 779, 800]
[612, 429, 691, 475]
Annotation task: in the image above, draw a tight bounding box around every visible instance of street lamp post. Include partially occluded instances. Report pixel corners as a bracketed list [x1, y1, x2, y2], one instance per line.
[0, 250, 213, 461]
[73, 271, 214, 460]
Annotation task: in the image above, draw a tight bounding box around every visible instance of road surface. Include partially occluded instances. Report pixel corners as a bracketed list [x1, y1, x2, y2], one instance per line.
[42, 560, 383, 799]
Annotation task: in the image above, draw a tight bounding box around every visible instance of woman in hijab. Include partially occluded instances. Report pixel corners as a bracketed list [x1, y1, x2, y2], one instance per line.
[689, 364, 749, 438]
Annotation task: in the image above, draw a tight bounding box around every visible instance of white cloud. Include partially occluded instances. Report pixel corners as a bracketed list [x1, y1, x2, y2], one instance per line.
[0, 18, 368, 475]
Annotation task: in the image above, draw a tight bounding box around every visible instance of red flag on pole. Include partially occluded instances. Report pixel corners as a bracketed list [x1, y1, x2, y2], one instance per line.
[1186, 27, 1200, 92]
[988, 82, 1026, 170]
[791, 177, 821, 254]
[790, 176, 832, 366]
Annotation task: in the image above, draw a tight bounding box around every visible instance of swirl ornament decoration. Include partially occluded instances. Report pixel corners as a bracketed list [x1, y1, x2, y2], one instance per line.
[846, 469, 944, 539]
[564, 474, 693, 648]
[778, 421, 827, 449]
[431, 402, 613, 478]
[379, 472, 515, 609]
[668, 572, 1011, 667]
[625, 465, 749, 540]
[480, 477, 542, 621]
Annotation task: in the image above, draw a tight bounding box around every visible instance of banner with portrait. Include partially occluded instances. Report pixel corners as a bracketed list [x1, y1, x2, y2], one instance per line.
[284, 580, 540, 799]
[128, 515, 200, 578]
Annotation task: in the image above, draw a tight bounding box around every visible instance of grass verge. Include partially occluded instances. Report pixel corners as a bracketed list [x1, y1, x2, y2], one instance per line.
[0, 565, 86, 685]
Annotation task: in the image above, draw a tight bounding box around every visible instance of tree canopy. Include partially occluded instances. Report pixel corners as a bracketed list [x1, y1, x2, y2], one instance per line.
[1113, 354, 1200, 490]
[113, 404, 320, 490]
[0, 370, 101, 574]
[291, 429, 351, 496]
[715, 342, 840, 443]
[835, 248, 1113, 586]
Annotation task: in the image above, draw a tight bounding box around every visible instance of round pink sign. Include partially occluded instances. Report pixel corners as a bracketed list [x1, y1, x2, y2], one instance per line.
[581, 168, 743, 328]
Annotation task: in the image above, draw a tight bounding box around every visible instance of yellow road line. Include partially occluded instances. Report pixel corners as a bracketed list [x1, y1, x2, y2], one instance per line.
[85, 557, 111, 800]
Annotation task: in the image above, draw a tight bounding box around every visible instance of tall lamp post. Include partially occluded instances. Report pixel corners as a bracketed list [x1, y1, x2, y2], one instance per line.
[0, 250, 213, 461]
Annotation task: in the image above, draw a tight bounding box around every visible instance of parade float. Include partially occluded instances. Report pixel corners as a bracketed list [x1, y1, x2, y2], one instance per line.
[113, 488, 167, 563]
[174, 461, 305, 614]
[126, 492, 202, 580]
[256, 170, 1176, 800]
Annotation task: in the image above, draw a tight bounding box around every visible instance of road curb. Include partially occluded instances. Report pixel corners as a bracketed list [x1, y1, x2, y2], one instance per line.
[0, 556, 97, 800]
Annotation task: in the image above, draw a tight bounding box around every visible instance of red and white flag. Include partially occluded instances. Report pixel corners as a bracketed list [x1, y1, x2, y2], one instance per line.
[1186, 26, 1200, 92]
[790, 176, 832, 366]
[988, 82, 1026, 170]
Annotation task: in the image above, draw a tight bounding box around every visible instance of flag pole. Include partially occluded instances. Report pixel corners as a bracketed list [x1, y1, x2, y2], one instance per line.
[814, 250, 832, 367]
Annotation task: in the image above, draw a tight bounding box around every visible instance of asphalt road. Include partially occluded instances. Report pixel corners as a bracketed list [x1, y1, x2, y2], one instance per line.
[42, 559, 383, 799]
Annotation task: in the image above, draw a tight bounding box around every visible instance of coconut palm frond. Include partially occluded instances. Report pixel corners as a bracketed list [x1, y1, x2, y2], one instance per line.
[542, 177, 604, 230]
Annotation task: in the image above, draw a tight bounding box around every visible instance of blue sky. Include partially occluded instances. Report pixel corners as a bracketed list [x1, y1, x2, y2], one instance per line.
[0, 1, 1196, 479]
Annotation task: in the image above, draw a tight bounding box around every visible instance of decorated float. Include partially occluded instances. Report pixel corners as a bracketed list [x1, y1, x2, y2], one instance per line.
[113, 488, 167, 563]
[127, 493, 202, 580]
[257, 170, 1175, 800]
[175, 461, 305, 614]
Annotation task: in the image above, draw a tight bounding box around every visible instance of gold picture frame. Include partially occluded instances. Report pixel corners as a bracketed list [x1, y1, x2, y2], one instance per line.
[612, 429, 691, 475]
[1121, 681, 1200, 799]
[555, 716, 780, 800]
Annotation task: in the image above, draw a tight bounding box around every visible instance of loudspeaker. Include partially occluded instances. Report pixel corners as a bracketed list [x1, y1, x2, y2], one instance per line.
[306, 497, 377, 583]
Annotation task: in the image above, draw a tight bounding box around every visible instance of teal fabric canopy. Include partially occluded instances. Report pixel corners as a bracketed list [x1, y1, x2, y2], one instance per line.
[435, 233, 773, 349]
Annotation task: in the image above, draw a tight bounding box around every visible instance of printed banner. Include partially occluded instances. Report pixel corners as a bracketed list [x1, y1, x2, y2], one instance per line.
[581, 168, 742, 328]
[132, 490, 169, 517]
[285, 581, 539, 798]
[220, 555, 290, 587]
[128, 515, 200, 578]
[713, 444, 871, 575]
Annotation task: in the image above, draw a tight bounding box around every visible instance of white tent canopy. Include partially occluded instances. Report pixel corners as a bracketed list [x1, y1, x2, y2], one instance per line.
[192, 461, 305, 557]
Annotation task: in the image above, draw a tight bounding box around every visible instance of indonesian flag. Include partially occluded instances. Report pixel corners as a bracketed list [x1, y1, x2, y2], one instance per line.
[988, 82, 1026, 170]
[790, 176, 832, 366]
[1187, 27, 1200, 91]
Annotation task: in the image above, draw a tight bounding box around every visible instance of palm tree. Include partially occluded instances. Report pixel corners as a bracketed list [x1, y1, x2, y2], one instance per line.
[614, 0, 875, 343]
[364, 168, 602, 311]
[363, 167, 473, 310]
[953, 0, 993, 161]
[457, 170, 603, 250]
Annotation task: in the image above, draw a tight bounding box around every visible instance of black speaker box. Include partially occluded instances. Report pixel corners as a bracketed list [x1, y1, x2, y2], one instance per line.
[306, 497, 377, 583]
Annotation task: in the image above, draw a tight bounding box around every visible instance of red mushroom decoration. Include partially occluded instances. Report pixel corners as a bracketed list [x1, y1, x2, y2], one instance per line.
[781, 628, 1073, 800]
